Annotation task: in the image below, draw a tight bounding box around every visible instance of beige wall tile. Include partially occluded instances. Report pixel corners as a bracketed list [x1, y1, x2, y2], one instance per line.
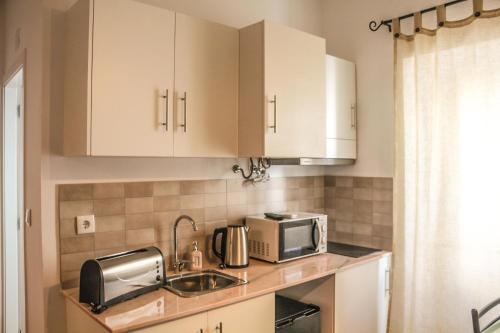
[353, 177, 373, 188]
[60, 200, 93, 219]
[247, 203, 266, 215]
[353, 200, 373, 223]
[373, 189, 393, 202]
[314, 187, 324, 198]
[336, 177, 353, 187]
[60, 219, 78, 238]
[205, 206, 227, 221]
[154, 211, 180, 227]
[336, 198, 354, 211]
[153, 181, 180, 196]
[204, 193, 226, 208]
[61, 270, 80, 288]
[126, 228, 156, 246]
[61, 236, 94, 254]
[227, 204, 247, 221]
[180, 208, 205, 223]
[267, 178, 287, 190]
[314, 176, 324, 187]
[373, 201, 393, 214]
[180, 194, 204, 209]
[372, 236, 392, 251]
[299, 199, 315, 211]
[324, 176, 336, 187]
[297, 176, 314, 188]
[126, 213, 155, 229]
[266, 201, 287, 212]
[93, 183, 124, 199]
[352, 223, 373, 236]
[95, 247, 127, 258]
[331, 232, 352, 244]
[59, 184, 93, 201]
[325, 187, 335, 199]
[61, 251, 95, 272]
[95, 231, 125, 250]
[125, 197, 153, 214]
[353, 234, 373, 247]
[227, 191, 246, 206]
[95, 215, 125, 233]
[286, 177, 300, 189]
[373, 213, 393, 226]
[125, 182, 153, 197]
[247, 191, 267, 204]
[227, 178, 246, 192]
[336, 221, 353, 233]
[336, 187, 353, 199]
[353, 188, 372, 200]
[153, 196, 180, 212]
[298, 188, 314, 199]
[373, 225, 393, 238]
[94, 198, 125, 216]
[205, 180, 226, 193]
[373, 178, 393, 190]
[181, 180, 206, 195]
[265, 189, 286, 203]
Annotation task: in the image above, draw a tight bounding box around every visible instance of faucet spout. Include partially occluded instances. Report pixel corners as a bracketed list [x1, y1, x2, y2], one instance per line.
[173, 215, 198, 273]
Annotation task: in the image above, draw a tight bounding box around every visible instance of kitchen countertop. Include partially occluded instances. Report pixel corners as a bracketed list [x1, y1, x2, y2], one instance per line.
[62, 251, 391, 333]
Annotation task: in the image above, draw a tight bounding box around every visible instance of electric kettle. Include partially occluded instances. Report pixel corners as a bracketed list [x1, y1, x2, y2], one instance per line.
[212, 225, 249, 268]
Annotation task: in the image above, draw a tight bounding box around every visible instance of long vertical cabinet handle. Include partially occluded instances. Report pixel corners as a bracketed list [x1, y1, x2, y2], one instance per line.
[180, 92, 187, 132]
[216, 322, 223, 332]
[351, 103, 356, 129]
[269, 94, 277, 133]
[160, 89, 169, 131]
[385, 268, 391, 293]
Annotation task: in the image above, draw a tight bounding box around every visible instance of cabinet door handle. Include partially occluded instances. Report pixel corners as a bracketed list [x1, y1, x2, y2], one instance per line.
[216, 322, 223, 333]
[385, 268, 391, 293]
[199, 329, 203, 333]
[269, 94, 277, 133]
[180, 92, 187, 132]
[351, 103, 356, 129]
[160, 89, 169, 131]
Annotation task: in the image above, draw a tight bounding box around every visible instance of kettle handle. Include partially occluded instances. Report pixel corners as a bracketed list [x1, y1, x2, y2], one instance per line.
[212, 228, 227, 260]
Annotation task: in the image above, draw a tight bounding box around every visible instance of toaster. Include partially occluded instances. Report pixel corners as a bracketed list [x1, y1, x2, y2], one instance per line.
[79, 247, 165, 313]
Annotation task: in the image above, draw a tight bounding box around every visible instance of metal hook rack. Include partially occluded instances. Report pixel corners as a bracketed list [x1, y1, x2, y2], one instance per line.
[232, 158, 272, 183]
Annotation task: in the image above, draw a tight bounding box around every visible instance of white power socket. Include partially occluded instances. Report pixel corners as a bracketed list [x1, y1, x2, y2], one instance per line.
[76, 215, 96, 234]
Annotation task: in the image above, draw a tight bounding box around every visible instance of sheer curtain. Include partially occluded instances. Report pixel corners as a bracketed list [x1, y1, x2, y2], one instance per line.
[391, 16, 500, 333]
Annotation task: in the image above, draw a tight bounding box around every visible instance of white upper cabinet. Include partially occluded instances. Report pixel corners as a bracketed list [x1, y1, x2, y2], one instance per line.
[173, 13, 239, 157]
[326, 55, 357, 159]
[239, 21, 326, 158]
[63, 0, 238, 157]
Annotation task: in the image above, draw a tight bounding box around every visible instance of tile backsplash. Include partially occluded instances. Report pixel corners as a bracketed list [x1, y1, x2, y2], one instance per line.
[58, 175, 392, 288]
[324, 176, 393, 251]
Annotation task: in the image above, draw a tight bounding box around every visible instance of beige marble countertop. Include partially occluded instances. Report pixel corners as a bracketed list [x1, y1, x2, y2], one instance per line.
[62, 251, 391, 333]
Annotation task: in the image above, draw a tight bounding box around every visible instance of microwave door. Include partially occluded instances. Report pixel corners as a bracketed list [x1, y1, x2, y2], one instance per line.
[279, 219, 320, 261]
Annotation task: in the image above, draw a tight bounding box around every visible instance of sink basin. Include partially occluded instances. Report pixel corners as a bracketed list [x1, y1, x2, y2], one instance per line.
[163, 270, 247, 297]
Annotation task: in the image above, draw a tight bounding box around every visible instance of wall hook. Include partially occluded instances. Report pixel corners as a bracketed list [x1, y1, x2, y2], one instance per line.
[232, 158, 272, 183]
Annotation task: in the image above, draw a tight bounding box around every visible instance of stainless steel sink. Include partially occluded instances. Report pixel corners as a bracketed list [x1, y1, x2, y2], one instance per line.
[163, 270, 247, 297]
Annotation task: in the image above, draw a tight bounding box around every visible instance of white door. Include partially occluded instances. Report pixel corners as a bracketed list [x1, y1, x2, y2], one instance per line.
[334, 256, 391, 333]
[173, 13, 239, 157]
[264, 21, 326, 158]
[91, 0, 175, 156]
[2, 67, 26, 333]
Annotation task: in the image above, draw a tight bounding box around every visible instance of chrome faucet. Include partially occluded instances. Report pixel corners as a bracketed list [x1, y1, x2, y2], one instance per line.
[173, 215, 198, 273]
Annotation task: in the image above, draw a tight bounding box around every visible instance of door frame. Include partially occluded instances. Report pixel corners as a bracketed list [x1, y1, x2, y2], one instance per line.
[1, 51, 27, 333]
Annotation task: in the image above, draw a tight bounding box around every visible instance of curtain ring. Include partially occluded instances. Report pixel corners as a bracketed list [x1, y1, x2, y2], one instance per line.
[392, 18, 401, 38]
[414, 12, 422, 33]
[437, 5, 446, 27]
[473, 0, 483, 17]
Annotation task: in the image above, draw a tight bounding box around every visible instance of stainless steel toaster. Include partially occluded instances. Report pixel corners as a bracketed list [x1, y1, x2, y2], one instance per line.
[79, 247, 165, 313]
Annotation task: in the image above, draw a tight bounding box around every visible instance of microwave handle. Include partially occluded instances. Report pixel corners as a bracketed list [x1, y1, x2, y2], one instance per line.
[312, 220, 319, 251]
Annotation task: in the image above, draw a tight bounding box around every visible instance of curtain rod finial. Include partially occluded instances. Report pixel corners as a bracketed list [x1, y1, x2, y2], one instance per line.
[369, 20, 392, 32]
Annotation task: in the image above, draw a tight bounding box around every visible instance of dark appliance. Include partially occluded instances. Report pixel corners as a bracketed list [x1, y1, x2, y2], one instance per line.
[275, 295, 321, 333]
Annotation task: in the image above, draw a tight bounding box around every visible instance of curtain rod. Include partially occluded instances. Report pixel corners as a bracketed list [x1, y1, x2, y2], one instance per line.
[369, 0, 467, 32]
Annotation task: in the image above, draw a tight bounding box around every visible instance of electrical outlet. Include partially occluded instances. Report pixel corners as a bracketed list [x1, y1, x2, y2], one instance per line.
[76, 215, 95, 234]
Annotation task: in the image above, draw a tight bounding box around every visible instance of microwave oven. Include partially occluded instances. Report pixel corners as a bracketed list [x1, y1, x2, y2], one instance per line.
[245, 213, 327, 263]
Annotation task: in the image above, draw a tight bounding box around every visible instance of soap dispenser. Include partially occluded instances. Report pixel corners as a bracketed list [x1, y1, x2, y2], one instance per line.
[190, 241, 202, 271]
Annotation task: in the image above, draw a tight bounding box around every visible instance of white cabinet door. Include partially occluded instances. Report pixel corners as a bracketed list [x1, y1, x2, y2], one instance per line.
[133, 312, 207, 333]
[207, 293, 275, 333]
[90, 0, 175, 156]
[334, 255, 391, 333]
[264, 22, 326, 158]
[174, 13, 239, 157]
[326, 55, 357, 159]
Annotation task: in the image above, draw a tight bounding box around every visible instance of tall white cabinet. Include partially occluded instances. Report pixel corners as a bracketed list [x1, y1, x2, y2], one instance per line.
[326, 55, 357, 159]
[334, 255, 391, 333]
[63, 0, 238, 157]
[239, 21, 326, 158]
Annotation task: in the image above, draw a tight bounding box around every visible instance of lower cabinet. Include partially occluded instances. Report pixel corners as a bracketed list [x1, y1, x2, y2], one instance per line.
[334, 255, 391, 333]
[66, 293, 274, 333]
[206, 292, 275, 333]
